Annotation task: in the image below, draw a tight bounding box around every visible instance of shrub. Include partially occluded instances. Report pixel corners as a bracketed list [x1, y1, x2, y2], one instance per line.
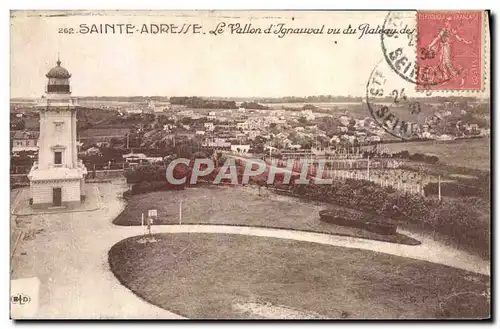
[268, 177, 489, 257]
[424, 182, 489, 199]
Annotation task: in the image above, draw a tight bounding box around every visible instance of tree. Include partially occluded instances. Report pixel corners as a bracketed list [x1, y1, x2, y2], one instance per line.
[110, 137, 124, 147]
[298, 116, 308, 125]
[318, 116, 340, 136]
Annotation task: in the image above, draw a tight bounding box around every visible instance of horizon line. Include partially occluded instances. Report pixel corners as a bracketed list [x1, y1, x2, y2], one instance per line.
[10, 94, 489, 100]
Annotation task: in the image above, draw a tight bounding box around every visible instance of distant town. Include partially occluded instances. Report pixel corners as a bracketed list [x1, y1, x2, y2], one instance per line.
[11, 95, 490, 163]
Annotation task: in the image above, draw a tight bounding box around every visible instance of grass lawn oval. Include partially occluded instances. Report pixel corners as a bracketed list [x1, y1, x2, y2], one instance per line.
[108, 233, 490, 319]
[113, 186, 421, 246]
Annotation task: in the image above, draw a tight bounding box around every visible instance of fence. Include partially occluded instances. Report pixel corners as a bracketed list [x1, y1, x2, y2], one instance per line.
[85, 169, 125, 181]
[10, 166, 32, 175]
[249, 158, 427, 196]
[11, 174, 29, 187]
[323, 169, 426, 196]
[10, 169, 126, 187]
[84, 162, 129, 171]
[11, 162, 131, 174]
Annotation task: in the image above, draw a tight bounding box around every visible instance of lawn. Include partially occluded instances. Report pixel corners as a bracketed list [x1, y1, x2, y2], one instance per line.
[109, 233, 490, 319]
[78, 128, 131, 138]
[113, 185, 420, 246]
[382, 138, 491, 171]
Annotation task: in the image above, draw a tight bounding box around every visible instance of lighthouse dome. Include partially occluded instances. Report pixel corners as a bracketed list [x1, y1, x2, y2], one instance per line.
[46, 60, 71, 79]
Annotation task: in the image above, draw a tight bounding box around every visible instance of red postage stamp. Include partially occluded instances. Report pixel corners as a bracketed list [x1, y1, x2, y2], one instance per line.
[416, 11, 484, 91]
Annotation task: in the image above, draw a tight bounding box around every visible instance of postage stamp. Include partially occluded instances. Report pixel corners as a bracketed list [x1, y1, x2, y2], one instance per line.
[416, 11, 484, 91]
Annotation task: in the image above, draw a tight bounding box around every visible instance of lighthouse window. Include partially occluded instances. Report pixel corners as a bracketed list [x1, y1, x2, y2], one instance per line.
[54, 121, 64, 132]
[54, 151, 62, 165]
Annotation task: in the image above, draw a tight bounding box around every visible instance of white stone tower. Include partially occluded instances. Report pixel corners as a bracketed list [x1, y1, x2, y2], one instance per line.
[28, 59, 87, 208]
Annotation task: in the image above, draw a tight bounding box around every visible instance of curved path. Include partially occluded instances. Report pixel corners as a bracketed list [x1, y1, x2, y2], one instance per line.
[11, 182, 489, 319]
[121, 224, 490, 276]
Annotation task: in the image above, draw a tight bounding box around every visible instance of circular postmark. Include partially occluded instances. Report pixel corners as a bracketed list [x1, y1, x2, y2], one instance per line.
[381, 11, 418, 84]
[381, 11, 456, 89]
[365, 60, 436, 140]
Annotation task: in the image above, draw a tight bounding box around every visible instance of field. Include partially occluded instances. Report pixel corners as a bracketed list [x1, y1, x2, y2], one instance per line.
[113, 185, 420, 245]
[265, 101, 363, 108]
[264, 101, 439, 120]
[382, 138, 491, 171]
[266, 101, 370, 118]
[109, 233, 490, 319]
[78, 128, 131, 138]
[77, 100, 145, 107]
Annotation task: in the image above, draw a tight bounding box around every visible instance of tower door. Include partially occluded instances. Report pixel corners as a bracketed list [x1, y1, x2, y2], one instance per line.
[52, 188, 62, 206]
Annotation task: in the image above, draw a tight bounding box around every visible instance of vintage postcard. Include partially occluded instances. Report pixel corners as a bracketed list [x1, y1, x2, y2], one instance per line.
[10, 10, 491, 320]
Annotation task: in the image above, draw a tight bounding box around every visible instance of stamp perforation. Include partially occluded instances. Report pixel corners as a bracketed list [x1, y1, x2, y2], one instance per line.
[415, 10, 488, 94]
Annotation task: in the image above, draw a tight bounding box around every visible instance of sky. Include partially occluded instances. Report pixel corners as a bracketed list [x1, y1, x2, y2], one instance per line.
[10, 10, 490, 98]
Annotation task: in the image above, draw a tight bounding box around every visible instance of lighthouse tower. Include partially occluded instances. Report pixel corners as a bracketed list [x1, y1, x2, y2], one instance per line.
[28, 59, 87, 208]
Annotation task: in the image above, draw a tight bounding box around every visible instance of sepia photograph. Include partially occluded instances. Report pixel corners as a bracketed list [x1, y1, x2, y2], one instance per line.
[9, 9, 491, 320]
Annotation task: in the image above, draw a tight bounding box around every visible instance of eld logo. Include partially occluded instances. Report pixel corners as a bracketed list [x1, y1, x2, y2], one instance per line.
[11, 294, 31, 305]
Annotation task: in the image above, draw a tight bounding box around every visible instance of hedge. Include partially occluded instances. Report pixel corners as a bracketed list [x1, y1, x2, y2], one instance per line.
[263, 178, 490, 258]
[424, 182, 489, 199]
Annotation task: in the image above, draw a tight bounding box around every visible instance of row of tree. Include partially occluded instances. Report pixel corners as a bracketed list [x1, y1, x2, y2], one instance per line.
[169, 97, 237, 109]
[389, 151, 439, 164]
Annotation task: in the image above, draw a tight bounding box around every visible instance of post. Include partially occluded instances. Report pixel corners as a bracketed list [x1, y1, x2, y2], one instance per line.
[367, 155, 370, 181]
[419, 166, 424, 196]
[438, 175, 442, 201]
[141, 213, 144, 234]
[179, 201, 183, 225]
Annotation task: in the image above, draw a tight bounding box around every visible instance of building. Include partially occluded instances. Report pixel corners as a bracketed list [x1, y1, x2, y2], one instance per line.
[436, 134, 454, 141]
[179, 109, 194, 117]
[230, 144, 250, 153]
[27, 59, 87, 208]
[465, 123, 479, 133]
[339, 115, 350, 126]
[354, 119, 365, 128]
[301, 109, 315, 121]
[202, 137, 231, 150]
[204, 122, 215, 131]
[247, 130, 261, 139]
[367, 135, 381, 142]
[11, 130, 39, 152]
[480, 128, 491, 136]
[147, 100, 167, 113]
[122, 153, 163, 166]
[126, 108, 143, 114]
[330, 135, 341, 144]
[236, 121, 249, 130]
